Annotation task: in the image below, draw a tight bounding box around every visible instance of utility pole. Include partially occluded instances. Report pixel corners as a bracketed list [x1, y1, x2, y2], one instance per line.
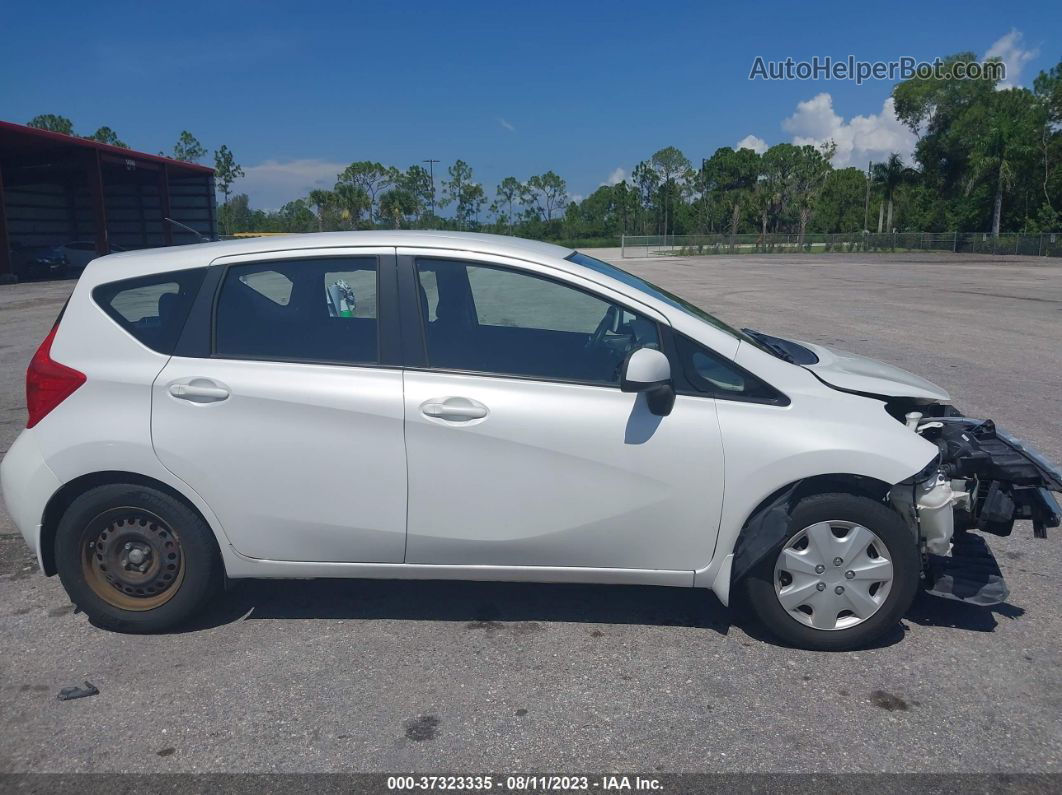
[863, 160, 873, 233]
[423, 159, 439, 225]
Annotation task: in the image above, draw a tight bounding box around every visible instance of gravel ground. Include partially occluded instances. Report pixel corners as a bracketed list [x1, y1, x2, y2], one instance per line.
[0, 251, 1060, 775]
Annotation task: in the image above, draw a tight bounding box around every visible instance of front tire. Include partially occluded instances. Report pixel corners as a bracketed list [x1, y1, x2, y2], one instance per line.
[739, 492, 920, 651]
[55, 484, 221, 632]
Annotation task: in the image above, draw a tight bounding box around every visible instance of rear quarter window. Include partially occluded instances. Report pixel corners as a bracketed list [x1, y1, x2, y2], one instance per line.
[93, 268, 207, 354]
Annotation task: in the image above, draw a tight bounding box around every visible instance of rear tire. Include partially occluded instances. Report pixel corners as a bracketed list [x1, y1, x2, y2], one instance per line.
[55, 484, 221, 632]
[739, 492, 920, 651]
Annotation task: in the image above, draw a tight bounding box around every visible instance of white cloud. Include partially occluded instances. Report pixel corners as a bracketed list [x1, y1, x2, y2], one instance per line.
[238, 158, 346, 210]
[498, 118, 516, 132]
[985, 29, 1038, 88]
[602, 167, 626, 186]
[735, 134, 768, 154]
[781, 92, 916, 168]
[568, 193, 584, 204]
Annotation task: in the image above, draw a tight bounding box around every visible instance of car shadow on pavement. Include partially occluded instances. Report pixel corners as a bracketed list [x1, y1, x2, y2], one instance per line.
[181, 578, 738, 636]
[170, 579, 1016, 649]
[904, 590, 1025, 633]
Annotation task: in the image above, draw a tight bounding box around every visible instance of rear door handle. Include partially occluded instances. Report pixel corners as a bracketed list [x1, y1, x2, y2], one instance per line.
[168, 379, 230, 403]
[420, 396, 488, 421]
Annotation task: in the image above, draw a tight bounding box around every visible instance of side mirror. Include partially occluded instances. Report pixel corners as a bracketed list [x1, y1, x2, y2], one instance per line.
[620, 347, 675, 416]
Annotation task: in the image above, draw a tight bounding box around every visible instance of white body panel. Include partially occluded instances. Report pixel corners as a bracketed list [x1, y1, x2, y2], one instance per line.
[797, 340, 951, 401]
[0, 231, 946, 597]
[151, 357, 407, 562]
[0, 431, 62, 569]
[403, 372, 724, 569]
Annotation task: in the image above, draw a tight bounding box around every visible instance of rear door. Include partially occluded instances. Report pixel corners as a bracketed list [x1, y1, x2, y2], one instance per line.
[151, 248, 408, 563]
[398, 249, 725, 571]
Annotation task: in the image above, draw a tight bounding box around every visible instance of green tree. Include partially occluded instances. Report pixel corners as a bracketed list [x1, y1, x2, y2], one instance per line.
[333, 182, 371, 229]
[213, 145, 245, 207]
[631, 161, 660, 234]
[336, 162, 393, 225]
[524, 171, 568, 222]
[379, 188, 418, 229]
[792, 143, 836, 243]
[755, 144, 802, 236]
[307, 189, 336, 231]
[1033, 60, 1062, 225]
[276, 199, 317, 232]
[495, 176, 523, 232]
[86, 126, 127, 147]
[399, 165, 434, 223]
[650, 146, 692, 236]
[813, 168, 869, 233]
[893, 52, 1001, 231]
[702, 147, 760, 243]
[441, 160, 486, 229]
[173, 131, 206, 163]
[870, 154, 917, 232]
[962, 89, 1040, 237]
[28, 114, 75, 134]
[218, 193, 252, 235]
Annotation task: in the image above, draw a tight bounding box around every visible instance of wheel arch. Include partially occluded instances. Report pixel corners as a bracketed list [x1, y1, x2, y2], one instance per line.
[705, 473, 901, 605]
[39, 471, 220, 577]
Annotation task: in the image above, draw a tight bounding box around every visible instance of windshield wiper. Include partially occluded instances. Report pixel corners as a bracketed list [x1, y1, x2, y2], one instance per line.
[742, 328, 795, 363]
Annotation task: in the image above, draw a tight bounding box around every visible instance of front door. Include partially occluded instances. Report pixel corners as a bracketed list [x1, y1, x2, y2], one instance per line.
[400, 252, 724, 571]
[151, 251, 408, 563]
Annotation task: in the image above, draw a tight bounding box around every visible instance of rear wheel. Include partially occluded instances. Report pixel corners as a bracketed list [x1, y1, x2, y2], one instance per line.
[740, 492, 920, 651]
[55, 484, 221, 632]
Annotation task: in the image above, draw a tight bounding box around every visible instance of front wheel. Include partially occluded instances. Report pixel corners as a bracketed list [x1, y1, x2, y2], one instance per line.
[55, 484, 221, 632]
[739, 492, 921, 651]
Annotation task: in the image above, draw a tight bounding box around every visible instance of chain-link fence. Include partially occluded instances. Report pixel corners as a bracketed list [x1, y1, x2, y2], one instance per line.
[620, 232, 1062, 258]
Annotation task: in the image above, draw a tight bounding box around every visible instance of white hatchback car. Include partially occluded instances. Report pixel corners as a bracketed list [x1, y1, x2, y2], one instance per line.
[3, 232, 1059, 649]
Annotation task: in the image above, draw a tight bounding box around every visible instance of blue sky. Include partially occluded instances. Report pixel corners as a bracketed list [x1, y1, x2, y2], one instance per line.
[2, 1, 1058, 209]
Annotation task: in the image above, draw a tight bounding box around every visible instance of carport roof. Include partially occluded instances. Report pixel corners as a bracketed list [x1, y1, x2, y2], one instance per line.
[0, 120, 214, 175]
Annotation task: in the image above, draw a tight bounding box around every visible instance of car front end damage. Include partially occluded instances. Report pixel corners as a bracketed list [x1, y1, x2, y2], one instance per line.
[889, 406, 1062, 606]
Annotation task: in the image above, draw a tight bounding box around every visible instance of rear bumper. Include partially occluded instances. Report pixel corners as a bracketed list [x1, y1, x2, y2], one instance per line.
[0, 430, 62, 571]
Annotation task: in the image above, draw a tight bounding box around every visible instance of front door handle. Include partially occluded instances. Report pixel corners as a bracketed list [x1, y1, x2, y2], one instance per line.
[420, 396, 488, 421]
[168, 379, 230, 403]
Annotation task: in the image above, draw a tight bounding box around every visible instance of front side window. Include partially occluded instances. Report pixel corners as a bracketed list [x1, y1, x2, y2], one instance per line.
[567, 251, 776, 356]
[415, 259, 659, 385]
[215, 258, 378, 364]
[675, 333, 789, 405]
[93, 268, 206, 354]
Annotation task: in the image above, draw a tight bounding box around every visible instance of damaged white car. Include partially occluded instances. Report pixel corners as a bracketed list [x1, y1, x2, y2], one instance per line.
[2, 232, 1059, 650]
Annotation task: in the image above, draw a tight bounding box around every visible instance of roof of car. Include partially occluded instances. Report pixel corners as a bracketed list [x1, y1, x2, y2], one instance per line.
[100, 231, 576, 268]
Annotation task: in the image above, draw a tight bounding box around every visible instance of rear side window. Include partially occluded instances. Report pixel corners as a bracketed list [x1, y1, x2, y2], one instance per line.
[214, 258, 379, 364]
[93, 268, 207, 354]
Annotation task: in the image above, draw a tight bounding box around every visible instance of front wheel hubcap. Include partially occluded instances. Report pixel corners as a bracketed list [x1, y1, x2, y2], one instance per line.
[81, 508, 185, 611]
[773, 520, 894, 631]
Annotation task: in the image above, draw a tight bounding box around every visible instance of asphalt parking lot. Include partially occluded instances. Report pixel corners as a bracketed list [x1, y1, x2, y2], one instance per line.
[1, 251, 1061, 774]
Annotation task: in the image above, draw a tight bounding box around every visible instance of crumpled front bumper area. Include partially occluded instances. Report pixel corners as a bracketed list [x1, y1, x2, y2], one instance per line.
[900, 417, 1062, 606]
[935, 418, 1062, 539]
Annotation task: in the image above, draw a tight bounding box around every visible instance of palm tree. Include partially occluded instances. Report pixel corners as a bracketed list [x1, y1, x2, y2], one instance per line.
[333, 183, 370, 230]
[965, 89, 1039, 237]
[871, 154, 917, 233]
[307, 190, 334, 232]
[379, 188, 416, 229]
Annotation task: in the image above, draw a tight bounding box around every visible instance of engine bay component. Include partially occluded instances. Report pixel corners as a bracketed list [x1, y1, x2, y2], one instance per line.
[922, 418, 1062, 538]
[887, 412, 1061, 607]
[915, 473, 970, 555]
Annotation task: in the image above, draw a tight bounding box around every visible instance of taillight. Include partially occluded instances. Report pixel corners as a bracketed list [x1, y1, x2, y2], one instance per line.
[26, 324, 85, 428]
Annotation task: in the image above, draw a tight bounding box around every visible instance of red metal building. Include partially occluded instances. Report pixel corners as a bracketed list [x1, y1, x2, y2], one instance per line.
[0, 120, 216, 280]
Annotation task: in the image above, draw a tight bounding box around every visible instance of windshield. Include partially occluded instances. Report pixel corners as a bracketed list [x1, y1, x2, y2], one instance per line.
[566, 251, 771, 352]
